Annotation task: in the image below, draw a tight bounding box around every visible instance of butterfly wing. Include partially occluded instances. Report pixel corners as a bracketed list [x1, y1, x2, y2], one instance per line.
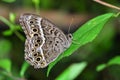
[41, 18, 72, 64]
[19, 13, 72, 68]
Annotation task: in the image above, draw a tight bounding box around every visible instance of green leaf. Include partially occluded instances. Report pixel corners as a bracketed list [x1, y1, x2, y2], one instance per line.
[55, 62, 87, 80]
[96, 64, 106, 71]
[0, 16, 12, 26]
[0, 39, 12, 57]
[2, 0, 16, 3]
[14, 31, 25, 41]
[47, 13, 114, 76]
[0, 74, 5, 80]
[96, 56, 120, 72]
[108, 56, 120, 65]
[0, 59, 11, 72]
[9, 13, 16, 24]
[20, 62, 30, 77]
[0, 15, 24, 41]
[64, 13, 113, 57]
[32, 0, 40, 4]
[0, 16, 15, 31]
[32, 0, 40, 13]
[2, 30, 13, 36]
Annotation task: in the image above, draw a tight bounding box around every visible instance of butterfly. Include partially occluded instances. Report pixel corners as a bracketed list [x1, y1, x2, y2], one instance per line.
[19, 13, 72, 68]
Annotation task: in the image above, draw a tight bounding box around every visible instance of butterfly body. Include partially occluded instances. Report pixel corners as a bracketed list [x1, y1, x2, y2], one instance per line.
[19, 14, 72, 68]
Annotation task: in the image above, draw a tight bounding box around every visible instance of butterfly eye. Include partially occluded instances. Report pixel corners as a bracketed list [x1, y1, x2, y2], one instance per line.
[68, 34, 72, 38]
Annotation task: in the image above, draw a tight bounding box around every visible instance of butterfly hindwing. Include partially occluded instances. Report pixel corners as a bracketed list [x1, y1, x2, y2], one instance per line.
[19, 13, 72, 68]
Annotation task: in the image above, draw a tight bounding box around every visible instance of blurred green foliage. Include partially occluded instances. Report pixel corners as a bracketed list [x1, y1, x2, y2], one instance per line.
[0, 39, 12, 58]
[20, 62, 29, 77]
[0, 59, 11, 72]
[0, 13, 24, 41]
[0, 0, 120, 80]
[2, 0, 15, 3]
[97, 56, 120, 71]
[32, 0, 40, 13]
[56, 62, 87, 80]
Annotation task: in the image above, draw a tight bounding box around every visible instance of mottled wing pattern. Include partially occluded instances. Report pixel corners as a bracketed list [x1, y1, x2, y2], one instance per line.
[41, 18, 72, 64]
[19, 13, 72, 68]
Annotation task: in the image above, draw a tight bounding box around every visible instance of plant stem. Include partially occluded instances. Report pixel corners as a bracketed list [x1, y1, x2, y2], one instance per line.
[20, 62, 30, 77]
[93, 0, 120, 11]
[14, 31, 25, 41]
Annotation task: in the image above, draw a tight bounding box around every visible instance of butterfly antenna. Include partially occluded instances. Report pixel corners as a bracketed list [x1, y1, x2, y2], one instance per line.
[68, 17, 74, 34]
